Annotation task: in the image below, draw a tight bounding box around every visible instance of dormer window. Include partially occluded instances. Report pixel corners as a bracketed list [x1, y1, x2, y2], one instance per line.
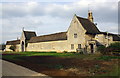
[74, 33, 77, 38]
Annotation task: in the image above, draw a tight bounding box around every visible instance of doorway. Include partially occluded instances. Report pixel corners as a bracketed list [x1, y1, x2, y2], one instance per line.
[21, 41, 24, 52]
[90, 44, 94, 53]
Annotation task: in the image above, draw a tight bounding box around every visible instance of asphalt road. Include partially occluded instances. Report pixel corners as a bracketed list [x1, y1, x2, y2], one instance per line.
[1, 59, 51, 78]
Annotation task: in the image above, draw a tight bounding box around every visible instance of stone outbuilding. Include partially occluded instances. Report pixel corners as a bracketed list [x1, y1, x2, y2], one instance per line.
[6, 31, 36, 52]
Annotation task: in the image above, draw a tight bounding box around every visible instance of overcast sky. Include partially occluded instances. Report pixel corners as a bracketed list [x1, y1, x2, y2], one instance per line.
[0, 0, 118, 44]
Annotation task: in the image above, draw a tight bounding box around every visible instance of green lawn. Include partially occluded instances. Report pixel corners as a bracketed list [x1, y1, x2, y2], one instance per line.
[2, 51, 120, 60]
[2, 51, 102, 61]
[2, 51, 120, 77]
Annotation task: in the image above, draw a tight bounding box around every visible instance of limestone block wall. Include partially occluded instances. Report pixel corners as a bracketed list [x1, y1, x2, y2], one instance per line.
[67, 15, 86, 52]
[20, 31, 26, 51]
[27, 40, 68, 52]
[15, 44, 21, 52]
[5, 44, 20, 52]
[85, 34, 94, 42]
[5, 45, 13, 51]
[95, 34, 113, 46]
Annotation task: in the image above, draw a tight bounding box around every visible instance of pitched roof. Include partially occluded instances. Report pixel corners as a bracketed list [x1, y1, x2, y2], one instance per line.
[6, 40, 20, 45]
[29, 32, 67, 43]
[76, 16, 100, 34]
[100, 32, 113, 35]
[113, 35, 120, 41]
[23, 31, 36, 40]
[100, 32, 120, 41]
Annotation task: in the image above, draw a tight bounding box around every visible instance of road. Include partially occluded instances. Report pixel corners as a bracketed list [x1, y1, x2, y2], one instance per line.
[1, 59, 51, 77]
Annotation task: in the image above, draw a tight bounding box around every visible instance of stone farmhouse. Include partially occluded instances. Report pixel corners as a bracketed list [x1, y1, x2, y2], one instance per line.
[5, 11, 120, 53]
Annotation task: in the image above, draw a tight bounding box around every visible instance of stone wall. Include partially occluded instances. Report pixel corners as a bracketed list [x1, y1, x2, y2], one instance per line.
[95, 34, 113, 46]
[5, 44, 20, 52]
[67, 15, 86, 51]
[20, 31, 26, 51]
[27, 40, 68, 52]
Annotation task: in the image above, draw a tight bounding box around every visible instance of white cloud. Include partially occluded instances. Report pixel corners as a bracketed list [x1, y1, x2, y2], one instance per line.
[1, 0, 118, 43]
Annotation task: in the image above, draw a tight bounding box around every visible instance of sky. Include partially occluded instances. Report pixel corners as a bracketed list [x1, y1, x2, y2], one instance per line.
[0, 0, 119, 44]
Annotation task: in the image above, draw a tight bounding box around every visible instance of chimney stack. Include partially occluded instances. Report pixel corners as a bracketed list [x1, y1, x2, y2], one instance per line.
[88, 10, 94, 23]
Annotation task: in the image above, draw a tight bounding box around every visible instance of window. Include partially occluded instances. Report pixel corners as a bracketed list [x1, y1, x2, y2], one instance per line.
[74, 33, 77, 38]
[78, 44, 81, 49]
[71, 44, 74, 49]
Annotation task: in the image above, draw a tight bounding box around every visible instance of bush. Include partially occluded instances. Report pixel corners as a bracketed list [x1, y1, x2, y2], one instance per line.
[97, 46, 107, 55]
[108, 42, 120, 52]
[71, 52, 76, 54]
[97, 42, 120, 55]
[63, 51, 68, 53]
[9, 45, 16, 51]
[79, 50, 84, 54]
[48, 51, 57, 53]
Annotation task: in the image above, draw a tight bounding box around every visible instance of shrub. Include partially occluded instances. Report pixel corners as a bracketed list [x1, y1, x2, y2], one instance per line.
[9, 45, 16, 51]
[107, 42, 120, 55]
[48, 51, 57, 53]
[97, 45, 107, 55]
[97, 42, 120, 55]
[63, 51, 68, 53]
[108, 42, 120, 52]
[79, 50, 84, 54]
[71, 52, 76, 53]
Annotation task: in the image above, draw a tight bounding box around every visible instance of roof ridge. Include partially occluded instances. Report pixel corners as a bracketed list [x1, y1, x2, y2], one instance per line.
[6, 40, 20, 45]
[29, 31, 67, 43]
[32, 31, 67, 38]
[76, 15, 88, 20]
[23, 31, 36, 32]
[100, 32, 120, 35]
[7, 39, 20, 42]
[76, 15, 95, 24]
